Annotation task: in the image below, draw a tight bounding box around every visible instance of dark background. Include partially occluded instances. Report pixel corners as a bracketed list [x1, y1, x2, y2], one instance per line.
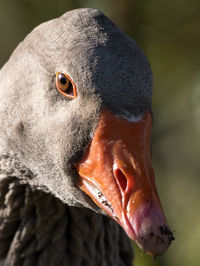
[1, 1, 200, 265]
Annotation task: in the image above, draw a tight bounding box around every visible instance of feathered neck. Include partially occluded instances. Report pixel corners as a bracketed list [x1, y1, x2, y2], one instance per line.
[0, 154, 133, 266]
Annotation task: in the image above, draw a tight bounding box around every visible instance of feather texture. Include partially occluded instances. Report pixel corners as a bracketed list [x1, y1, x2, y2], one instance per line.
[0, 154, 133, 266]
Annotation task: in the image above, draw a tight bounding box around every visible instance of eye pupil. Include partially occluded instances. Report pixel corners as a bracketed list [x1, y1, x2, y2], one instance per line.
[60, 77, 67, 84]
[58, 73, 67, 84]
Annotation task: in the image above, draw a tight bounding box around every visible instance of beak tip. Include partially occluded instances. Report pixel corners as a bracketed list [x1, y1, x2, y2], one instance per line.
[123, 202, 174, 256]
[135, 225, 174, 256]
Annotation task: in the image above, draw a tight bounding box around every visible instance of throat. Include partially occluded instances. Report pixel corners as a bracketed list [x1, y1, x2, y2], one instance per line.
[0, 172, 133, 266]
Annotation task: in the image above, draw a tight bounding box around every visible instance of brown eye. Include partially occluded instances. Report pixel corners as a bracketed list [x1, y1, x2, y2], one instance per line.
[56, 72, 77, 99]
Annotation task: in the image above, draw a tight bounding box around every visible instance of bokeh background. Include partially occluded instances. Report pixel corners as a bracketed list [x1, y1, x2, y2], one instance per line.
[1, 0, 200, 265]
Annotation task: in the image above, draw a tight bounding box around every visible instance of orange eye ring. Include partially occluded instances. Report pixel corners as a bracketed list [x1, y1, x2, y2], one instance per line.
[56, 72, 77, 99]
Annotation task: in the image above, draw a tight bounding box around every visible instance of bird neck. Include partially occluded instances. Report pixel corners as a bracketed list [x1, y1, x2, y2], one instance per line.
[0, 154, 133, 266]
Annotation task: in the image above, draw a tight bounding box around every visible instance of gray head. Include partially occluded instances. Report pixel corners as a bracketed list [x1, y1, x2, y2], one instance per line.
[0, 8, 152, 206]
[0, 8, 173, 256]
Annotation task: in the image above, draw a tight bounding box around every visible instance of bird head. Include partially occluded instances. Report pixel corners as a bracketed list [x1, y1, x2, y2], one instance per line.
[0, 8, 174, 256]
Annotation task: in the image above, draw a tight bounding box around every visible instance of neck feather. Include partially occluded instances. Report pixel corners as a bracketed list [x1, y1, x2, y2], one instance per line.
[0, 155, 133, 266]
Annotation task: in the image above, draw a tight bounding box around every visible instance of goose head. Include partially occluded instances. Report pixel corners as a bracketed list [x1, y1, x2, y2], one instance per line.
[0, 8, 174, 256]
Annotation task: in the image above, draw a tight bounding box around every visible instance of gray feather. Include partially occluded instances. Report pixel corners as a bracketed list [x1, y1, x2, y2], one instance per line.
[0, 157, 133, 266]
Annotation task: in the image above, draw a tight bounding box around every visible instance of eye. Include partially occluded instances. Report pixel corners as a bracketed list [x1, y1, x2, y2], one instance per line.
[56, 72, 77, 99]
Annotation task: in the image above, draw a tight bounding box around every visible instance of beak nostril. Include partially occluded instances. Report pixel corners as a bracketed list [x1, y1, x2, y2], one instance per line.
[114, 168, 128, 192]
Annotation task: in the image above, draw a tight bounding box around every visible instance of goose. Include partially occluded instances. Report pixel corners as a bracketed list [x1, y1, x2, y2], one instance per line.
[0, 8, 174, 266]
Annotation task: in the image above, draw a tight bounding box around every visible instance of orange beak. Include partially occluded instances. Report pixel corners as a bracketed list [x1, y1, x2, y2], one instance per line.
[75, 109, 174, 255]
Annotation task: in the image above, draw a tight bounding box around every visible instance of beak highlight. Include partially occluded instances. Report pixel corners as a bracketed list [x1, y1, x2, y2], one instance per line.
[75, 109, 174, 255]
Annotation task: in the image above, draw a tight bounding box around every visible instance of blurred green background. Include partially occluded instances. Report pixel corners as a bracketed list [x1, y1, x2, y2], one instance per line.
[1, 0, 200, 265]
